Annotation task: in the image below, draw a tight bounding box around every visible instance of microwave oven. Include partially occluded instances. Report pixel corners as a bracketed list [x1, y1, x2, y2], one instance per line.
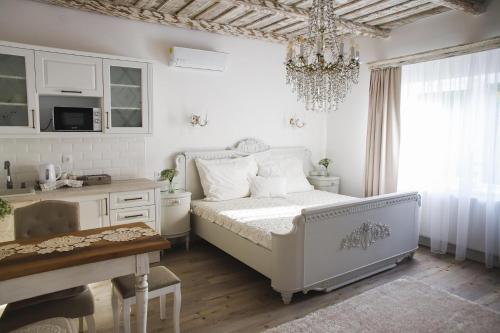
[53, 106, 102, 132]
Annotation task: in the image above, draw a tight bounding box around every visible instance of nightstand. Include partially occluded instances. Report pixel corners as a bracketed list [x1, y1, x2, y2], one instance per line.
[160, 191, 191, 250]
[307, 175, 340, 193]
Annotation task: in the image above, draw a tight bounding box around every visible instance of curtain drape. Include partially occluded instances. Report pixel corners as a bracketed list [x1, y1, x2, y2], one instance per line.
[398, 48, 500, 267]
[364, 67, 402, 197]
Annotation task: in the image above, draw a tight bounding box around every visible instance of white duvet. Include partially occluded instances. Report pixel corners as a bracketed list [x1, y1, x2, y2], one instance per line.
[191, 190, 355, 250]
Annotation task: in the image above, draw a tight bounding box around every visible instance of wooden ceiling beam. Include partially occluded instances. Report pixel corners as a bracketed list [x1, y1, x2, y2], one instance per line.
[40, 0, 390, 39]
[427, 0, 486, 15]
[42, 0, 290, 43]
[210, 0, 391, 38]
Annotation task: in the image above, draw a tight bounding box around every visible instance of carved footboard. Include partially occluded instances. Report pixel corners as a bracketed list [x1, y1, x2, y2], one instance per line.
[271, 192, 420, 304]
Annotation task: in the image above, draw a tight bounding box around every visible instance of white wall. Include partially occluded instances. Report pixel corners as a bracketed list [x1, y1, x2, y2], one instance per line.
[327, 2, 500, 197]
[0, 0, 327, 187]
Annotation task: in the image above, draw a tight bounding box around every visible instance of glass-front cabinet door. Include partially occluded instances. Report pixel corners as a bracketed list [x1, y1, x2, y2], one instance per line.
[0, 46, 38, 133]
[103, 59, 149, 133]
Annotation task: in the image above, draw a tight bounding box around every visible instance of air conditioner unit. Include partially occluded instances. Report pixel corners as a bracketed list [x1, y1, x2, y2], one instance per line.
[168, 47, 228, 72]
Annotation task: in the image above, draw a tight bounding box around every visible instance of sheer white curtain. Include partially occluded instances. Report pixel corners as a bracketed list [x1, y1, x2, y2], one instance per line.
[398, 48, 500, 267]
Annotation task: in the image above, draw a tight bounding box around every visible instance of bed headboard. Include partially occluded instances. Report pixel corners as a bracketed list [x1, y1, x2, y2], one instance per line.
[174, 138, 314, 199]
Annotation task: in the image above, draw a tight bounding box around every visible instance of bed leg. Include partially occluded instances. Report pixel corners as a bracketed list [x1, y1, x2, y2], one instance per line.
[281, 292, 293, 305]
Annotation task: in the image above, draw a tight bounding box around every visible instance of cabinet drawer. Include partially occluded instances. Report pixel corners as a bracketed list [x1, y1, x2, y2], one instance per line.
[313, 179, 339, 187]
[161, 196, 190, 207]
[110, 190, 155, 209]
[110, 206, 156, 228]
[316, 185, 339, 194]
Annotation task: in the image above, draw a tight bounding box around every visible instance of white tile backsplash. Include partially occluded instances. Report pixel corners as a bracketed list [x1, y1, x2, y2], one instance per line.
[0, 136, 146, 189]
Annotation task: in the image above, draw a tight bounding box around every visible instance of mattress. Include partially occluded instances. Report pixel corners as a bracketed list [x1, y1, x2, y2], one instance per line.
[191, 190, 355, 250]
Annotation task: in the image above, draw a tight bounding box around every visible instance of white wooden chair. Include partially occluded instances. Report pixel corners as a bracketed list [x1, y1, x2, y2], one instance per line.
[111, 266, 181, 333]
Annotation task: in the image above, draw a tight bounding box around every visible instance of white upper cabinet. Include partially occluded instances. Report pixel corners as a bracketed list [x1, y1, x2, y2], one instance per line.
[0, 46, 38, 133]
[35, 51, 103, 97]
[103, 59, 150, 134]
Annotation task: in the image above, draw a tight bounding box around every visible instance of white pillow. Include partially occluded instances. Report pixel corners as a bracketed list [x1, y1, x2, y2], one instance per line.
[195, 155, 258, 201]
[258, 157, 313, 193]
[250, 176, 287, 198]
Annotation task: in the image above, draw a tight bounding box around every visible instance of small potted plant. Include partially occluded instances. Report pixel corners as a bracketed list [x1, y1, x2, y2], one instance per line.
[0, 198, 13, 222]
[160, 168, 178, 194]
[318, 158, 332, 176]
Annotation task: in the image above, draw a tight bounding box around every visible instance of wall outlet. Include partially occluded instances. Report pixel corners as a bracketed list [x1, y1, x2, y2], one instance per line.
[62, 154, 73, 164]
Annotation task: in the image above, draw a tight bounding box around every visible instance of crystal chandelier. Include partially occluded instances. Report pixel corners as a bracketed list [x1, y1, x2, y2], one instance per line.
[285, 0, 360, 112]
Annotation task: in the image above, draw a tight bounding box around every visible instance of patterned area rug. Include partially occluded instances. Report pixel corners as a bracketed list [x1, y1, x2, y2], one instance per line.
[265, 278, 500, 333]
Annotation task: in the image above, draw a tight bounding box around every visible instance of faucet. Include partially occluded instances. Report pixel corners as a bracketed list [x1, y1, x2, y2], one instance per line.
[4, 161, 13, 189]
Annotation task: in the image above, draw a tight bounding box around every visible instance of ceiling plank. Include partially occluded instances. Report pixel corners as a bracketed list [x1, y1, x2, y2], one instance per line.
[156, 0, 173, 12]
[43, 0, 290, 43]
[175, 0, 196, 15]
[334, 0, 381, 16]
[210, 5, 239, 22]
[355, 0, 429, 23]
[272, 20, 304, 33]
[226, 10, 254, 24]
[367, 3, 440, 26]
[427, 0, 486, 15]
[134, 0, 156, 8]
[240, 13, 274, 28]
[259, 17, 289, 31]
[380, 6, 450, 29]
[341, 0, 406, 20]
[191, 1, 220, 19]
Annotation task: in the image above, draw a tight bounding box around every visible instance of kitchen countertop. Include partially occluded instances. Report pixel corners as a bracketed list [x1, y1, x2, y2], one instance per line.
[3, 178, 162, 203]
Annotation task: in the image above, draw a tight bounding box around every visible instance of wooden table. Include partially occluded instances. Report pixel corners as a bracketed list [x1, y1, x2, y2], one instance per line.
[0, 222, 170, 333]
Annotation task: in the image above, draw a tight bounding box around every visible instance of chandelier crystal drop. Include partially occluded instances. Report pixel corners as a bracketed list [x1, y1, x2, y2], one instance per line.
[285, 0, 360, 112]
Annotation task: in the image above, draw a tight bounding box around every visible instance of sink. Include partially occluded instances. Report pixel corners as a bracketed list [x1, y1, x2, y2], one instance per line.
[0, 188, 36, 197]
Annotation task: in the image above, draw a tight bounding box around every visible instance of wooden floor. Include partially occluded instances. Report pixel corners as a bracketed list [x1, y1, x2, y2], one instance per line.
[91, 241, 500, 333]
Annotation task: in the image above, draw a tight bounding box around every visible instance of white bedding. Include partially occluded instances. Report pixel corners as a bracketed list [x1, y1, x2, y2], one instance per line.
[191, 190, 356, 250]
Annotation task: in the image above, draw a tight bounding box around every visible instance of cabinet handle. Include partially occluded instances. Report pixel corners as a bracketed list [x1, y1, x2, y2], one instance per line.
[106, 112, 110, 129]
[104, 198, 108, 216]
[31, 109, 35, 129]
[61, 90, 82, 94]
[123, 214, 144, 219]
[123, 197, 143, 201]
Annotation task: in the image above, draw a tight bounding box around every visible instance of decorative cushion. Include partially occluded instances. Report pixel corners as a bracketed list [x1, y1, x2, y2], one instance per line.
[258, 157, 313, 193]
[112, 266, 180, 299]
[250, 176, 287, 198]
[195, 155, 258, 201]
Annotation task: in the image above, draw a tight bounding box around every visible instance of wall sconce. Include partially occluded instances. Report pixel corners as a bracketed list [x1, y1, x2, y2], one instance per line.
[289, 117, 306, 128]
[190, 113, 208, 127]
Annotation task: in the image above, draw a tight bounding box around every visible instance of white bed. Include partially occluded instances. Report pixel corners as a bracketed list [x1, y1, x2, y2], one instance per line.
[191, 190, 355, 250]
[176, 138, 420, 304]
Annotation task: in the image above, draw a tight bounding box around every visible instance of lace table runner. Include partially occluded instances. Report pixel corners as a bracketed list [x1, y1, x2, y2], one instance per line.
[0, 227, 157, 261]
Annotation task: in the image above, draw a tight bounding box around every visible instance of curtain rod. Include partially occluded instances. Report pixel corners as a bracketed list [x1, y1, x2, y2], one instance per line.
[368, 35, 500, 70]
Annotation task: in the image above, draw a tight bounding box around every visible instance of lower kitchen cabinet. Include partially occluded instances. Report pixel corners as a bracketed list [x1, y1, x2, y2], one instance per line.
[62, 193, 110, 230]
